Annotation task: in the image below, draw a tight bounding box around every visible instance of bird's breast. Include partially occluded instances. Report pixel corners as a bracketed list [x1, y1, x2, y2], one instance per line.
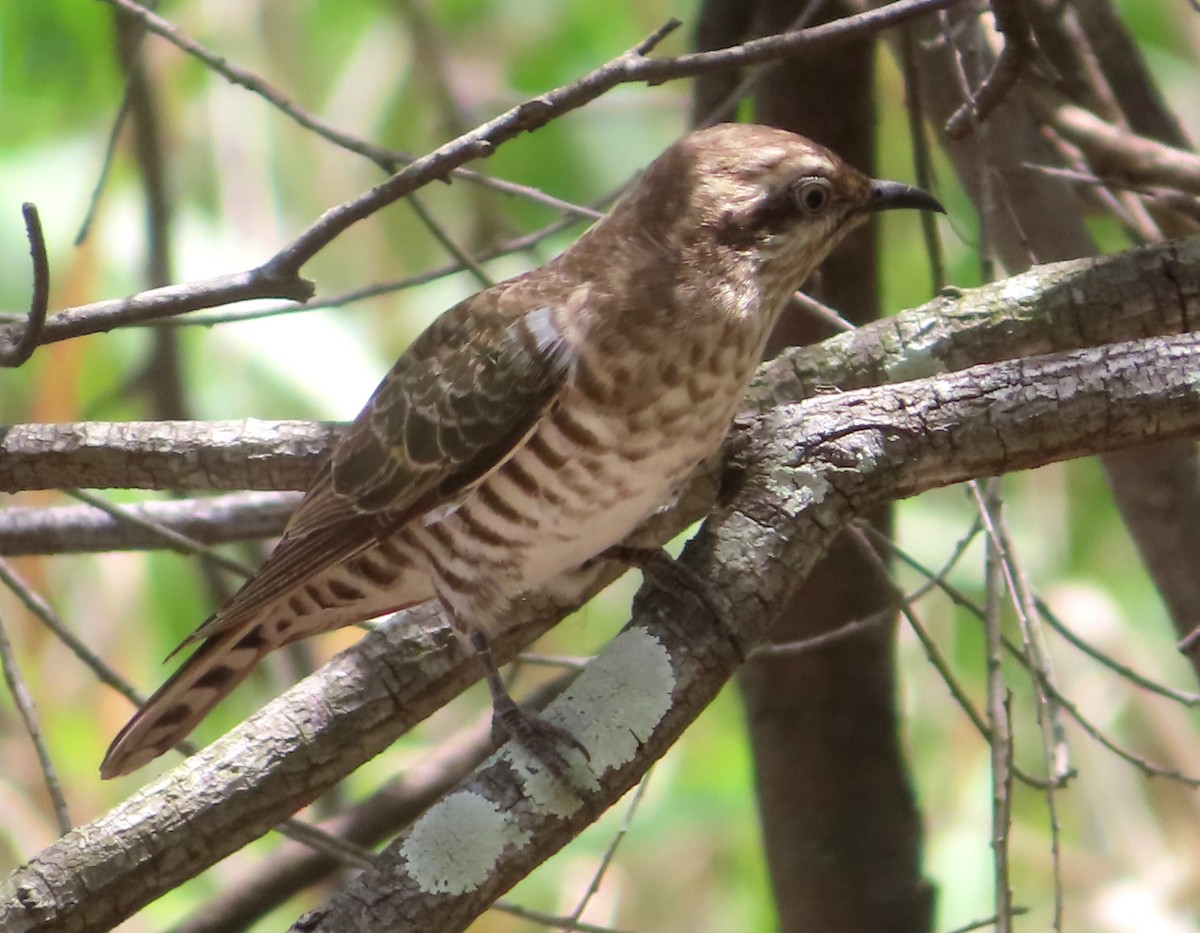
[412, 314, 770, 618]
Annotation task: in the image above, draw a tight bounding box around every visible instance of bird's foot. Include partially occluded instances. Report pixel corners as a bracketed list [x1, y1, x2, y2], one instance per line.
[604, 545, 721, 621]
[491, 693, 591, 789]
[469, 628, 591, 785]
[603, 544, 742, 661]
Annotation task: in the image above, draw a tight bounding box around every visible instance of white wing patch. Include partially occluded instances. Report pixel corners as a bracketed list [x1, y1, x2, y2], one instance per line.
[522, 305, 569, 357]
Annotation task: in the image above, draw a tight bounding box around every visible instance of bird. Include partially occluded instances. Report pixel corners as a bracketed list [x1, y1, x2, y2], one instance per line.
[100, 122, 945, 779]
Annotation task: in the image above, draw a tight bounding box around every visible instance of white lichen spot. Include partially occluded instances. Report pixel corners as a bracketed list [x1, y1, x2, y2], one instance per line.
[884, 317, 948, 382]
[773, 465, 830, 516]
[401, 791, 530, 895]
[556, 627, 674, 766]
[854, 446, 879, 471]
[1000, 271, 1039, 303]
[500, 742, 597, 818]
[508, 628, 675, 816]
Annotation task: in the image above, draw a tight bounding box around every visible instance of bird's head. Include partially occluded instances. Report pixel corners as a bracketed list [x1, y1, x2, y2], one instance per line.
[629, 123, 945, 299]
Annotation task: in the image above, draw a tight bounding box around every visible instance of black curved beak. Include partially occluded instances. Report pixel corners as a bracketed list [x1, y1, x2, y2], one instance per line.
[866, 179, 946, 215]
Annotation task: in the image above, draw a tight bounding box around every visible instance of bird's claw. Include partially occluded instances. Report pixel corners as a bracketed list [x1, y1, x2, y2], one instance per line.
[604, 544, 743, 662]
[492, 694, 590, 782]
[605, 545, 722, 623]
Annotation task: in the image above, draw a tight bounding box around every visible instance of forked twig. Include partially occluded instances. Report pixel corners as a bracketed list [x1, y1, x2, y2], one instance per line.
[945, 0, 1036, 138]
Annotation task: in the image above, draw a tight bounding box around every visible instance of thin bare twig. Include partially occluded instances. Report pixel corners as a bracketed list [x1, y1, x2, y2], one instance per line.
[946, 0, 1036, 139]
[942, 906, 1030, 933]
[406, 194, 493, 289]
[762, 515, 984, 660]
[1037, 595, 1200, 705]
[0, 603, 72, 833]
[564, 771, 654, 931]
[1034, 133, 1165, 242]
[1022, 164, 1200, 228]
[148, 207, 590, 329]
[271, 821, 376, 870]
[0, 203, 50, 367]
[859, 523, 1079, 792]
[0, 557, 141, 705]
[871, 526, 1200, 709]
[65, 490, 258, 578]
[791, 289, 857, 332]
[694, 0, 831, 128]
[981, 480, 1014, 933]
[1, 0, 960, 355]
[1029, 88, 1200, 195]
[1042, 673, 1200, 787]
[972, 484, 1070, 763]
[493, 901, 633, 933]
[848, 527, 1052, 790]
[76, 0, 163, 246]
[752, 604, 897, 656]
[75, 87, 134, 247]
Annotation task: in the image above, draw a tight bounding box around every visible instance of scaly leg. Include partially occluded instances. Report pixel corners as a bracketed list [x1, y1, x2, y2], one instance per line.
[468, 629, 590, 780]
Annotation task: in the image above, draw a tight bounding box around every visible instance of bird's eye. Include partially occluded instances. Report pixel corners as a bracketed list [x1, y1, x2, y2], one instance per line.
[792, 178, 833, 215]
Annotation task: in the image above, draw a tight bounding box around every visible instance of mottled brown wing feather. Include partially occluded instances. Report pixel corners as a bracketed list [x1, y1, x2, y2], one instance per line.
[177, 289, 575, 647]
[102, 290, 577, 778]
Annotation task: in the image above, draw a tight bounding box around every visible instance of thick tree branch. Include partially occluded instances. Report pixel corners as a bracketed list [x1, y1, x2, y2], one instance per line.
[3, 327, 1198, 933]
[0, 420, 338, 494]
[2, 235, 1195, 504]
[0, 491, 300, 557]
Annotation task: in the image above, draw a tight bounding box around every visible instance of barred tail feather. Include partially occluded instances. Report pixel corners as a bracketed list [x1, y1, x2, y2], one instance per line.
[100, 621, 276, 779]
[102, 539, 434, 778]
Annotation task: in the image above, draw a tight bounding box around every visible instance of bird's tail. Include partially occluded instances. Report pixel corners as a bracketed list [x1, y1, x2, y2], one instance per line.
[101, 542, 435, 778]
[100, 619, 277, 779]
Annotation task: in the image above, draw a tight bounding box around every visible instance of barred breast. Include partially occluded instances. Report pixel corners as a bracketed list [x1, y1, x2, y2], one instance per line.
[408, 309, 774, 632]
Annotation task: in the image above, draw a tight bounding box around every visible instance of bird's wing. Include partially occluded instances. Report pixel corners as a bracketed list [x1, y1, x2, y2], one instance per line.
[180, 290, 576, 645]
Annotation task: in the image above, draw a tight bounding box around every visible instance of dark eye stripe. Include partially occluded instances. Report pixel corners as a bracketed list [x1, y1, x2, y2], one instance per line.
[717, 177, 835, 248]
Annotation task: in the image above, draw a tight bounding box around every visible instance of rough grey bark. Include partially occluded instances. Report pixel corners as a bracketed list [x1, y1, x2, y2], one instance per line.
[5, 235, 1195, 546]
[0, 420, 337, 494]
